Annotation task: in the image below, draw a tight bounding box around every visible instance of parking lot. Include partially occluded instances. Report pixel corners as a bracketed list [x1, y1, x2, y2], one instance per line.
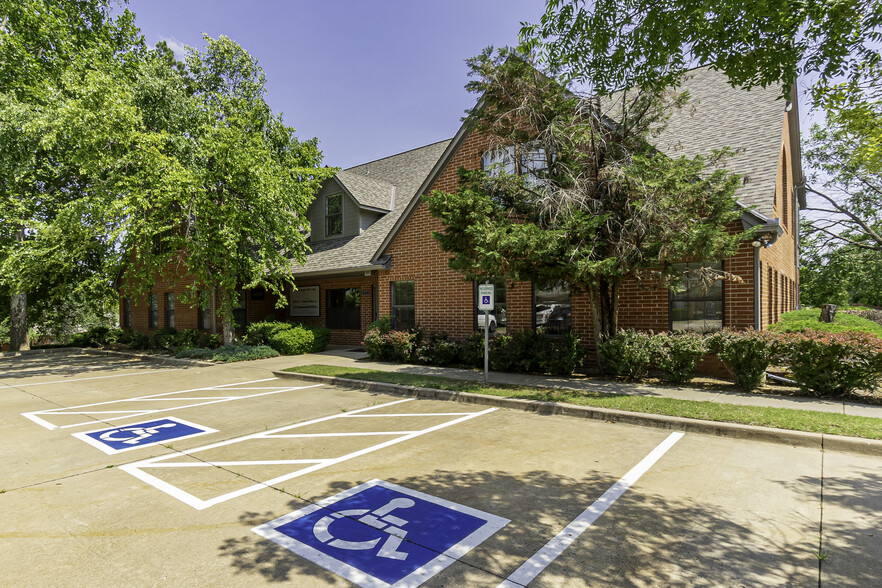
[2, 350, 880, 587]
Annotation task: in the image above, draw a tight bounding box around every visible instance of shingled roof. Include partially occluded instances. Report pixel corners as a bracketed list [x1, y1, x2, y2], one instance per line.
[292, 139, 451, 276]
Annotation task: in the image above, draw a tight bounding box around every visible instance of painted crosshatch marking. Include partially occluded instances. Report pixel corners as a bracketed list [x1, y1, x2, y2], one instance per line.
[120, 399, 496, 510]
[72, 417, 218, 454]
[253, 479, 509, 588]
[21, 378, 320, 430]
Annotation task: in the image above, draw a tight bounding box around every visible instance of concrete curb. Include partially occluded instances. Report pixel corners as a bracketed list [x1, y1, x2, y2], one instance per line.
[81, 347, 215, 367]
[1, 347, 72, 358]
[273, 370, 882, 457]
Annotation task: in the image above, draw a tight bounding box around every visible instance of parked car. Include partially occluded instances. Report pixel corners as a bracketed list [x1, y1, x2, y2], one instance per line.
[476, 312, 497, 332]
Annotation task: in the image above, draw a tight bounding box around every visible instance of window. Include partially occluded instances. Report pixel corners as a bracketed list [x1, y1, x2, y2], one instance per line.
[534, 284, 571, 335]
[164, 293, 175, 329]
[148, 294, 158, 329]
[670, 262, 724, 332]
[482, 145, 550, 188]
[123, 298, 132, 329]
[327, 288, 361, 330]
[326, 193, 343, 237]
[198, 293, 212, 330]
[391, 281, 415, 330]
[232, 290, 247, 330]
[474, 277, 507, 334]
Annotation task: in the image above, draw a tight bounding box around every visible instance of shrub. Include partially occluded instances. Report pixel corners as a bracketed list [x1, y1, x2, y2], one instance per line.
[652, 332, 707, 384]
[543, 332, 587, 376]
[268, 327, 315, 355]
[245, 321, 292, 346]
[128, 331, 151, 350]
[197, 332, 223, 349]
[173, 329, 200, 350]
[149, 327, 177, 351]
[598, 330, 657, 379]
[707, 328, 780, 390]
[301, 325, 331, 352]
[460, 332, 486, 368]
[416, 332, 461, 365]
[367, 316, 393, 335]
[364, 328, 396, 361]
[777, 330, 882, 396]
[176, 344, 279, 363]
[385, 330, 418, 362]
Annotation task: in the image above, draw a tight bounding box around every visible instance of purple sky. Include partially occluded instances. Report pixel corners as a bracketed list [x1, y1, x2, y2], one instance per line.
[123, 0, 546, 169]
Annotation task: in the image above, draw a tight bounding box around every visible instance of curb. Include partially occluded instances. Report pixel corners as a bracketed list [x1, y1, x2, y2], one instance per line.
[273, 370, 882, 457]
[1, 347, 72, 358]
[81, 348, 215, 367]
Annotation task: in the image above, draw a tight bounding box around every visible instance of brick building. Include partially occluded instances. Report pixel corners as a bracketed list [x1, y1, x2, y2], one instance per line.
[121, 66, 803, 359]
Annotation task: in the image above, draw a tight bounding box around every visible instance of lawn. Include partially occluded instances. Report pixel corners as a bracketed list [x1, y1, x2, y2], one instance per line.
[284, 365, 882, 440]
[768, 308, 882, 338]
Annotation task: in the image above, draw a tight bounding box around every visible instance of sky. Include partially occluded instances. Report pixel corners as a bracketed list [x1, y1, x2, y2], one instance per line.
[123, 0, 547, 169]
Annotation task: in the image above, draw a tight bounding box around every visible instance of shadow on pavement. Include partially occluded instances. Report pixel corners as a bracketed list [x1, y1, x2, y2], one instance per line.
[219, 469, 820, 585]
[0, 350, 163, 380]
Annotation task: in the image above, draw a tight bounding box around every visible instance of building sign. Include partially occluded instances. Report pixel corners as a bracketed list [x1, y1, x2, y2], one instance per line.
[290, 286, 320, 317]
[72, 417, 217, 455]
[252, 479, 509, 587]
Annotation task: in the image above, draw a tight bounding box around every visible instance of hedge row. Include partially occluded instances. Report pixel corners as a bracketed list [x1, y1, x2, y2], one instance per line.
[601, 328, 882, 397]
[363, 319, 586, 377]
[244, 321, 330, 355]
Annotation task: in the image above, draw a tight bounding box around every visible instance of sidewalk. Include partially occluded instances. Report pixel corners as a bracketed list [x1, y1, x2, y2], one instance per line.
[258, 346, 882, 420]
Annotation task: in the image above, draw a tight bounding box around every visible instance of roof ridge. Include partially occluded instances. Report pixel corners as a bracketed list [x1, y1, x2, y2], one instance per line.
[343, 138, 453, 170]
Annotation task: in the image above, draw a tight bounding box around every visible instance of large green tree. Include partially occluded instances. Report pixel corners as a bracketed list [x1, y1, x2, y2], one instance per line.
[0, 0, 143, 350]
[423, 51, 745, 369]
[121, 36, 335, 345]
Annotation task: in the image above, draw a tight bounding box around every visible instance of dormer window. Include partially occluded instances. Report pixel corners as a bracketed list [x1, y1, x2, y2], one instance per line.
[326, 193, 343, 237]
[482, 145, 550, 188]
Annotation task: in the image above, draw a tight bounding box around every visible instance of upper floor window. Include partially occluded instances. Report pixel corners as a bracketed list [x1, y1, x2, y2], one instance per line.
[482, 145, 550, 188]
[670, 261, 724, 333]
[326, 193, 343, 237]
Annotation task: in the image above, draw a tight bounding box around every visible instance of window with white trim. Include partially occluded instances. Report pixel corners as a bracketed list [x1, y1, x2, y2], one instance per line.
[326, 193, 343, 237]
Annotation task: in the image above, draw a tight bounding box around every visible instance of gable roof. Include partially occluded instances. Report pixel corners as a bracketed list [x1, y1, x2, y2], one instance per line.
[291, 139, 451, 277]
[376, 65, 793, 261]
[335, 169, 395, 212]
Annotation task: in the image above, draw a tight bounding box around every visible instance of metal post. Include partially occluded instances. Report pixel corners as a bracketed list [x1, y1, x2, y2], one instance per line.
[484, 308, 489, 383]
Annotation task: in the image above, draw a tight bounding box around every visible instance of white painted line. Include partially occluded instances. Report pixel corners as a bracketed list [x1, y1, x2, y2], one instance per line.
[155, 460, 327, 467]
[497, 431, 685, 588]
[21, 378, 322, 430]
[267, 432, 419, 438]
[120, 400, 497, 510]
[0, 369, 176, 388]
[341, 412, 476, 418]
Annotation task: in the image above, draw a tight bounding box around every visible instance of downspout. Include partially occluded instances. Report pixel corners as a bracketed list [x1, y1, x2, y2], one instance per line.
[754, 247, 761, 330]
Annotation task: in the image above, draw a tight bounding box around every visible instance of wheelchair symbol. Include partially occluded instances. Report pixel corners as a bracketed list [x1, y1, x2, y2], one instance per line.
[313, 497, 416, 560]
[98, 423, 177, 445]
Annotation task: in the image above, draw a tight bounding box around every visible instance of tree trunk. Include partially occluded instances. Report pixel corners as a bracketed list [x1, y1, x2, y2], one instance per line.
[10, 227, 29, 351]
[10, 291, 29, 351]
[217, 284, 234, 346]
[588, 278, 620, 374]
[820, 304, 838, 323]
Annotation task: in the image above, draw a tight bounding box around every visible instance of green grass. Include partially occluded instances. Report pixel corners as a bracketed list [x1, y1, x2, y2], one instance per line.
[769, 309, 882, 338]
[284, 364, 882, 440]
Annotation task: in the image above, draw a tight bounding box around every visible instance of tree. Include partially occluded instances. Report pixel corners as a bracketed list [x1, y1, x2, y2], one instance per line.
[520, 0, 882, 103]
[121, 36, 335, 345]
[803, 111, 882, 252]
[0, 0, 143, 350]
[423, 50, 745, 370]
[800, 220, 882, 307]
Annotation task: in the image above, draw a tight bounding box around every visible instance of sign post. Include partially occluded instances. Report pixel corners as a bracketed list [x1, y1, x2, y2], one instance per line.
[477, 282, 495, 383]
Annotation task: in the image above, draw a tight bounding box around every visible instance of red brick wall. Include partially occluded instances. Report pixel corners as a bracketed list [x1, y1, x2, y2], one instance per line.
[283, 275, 378, 346]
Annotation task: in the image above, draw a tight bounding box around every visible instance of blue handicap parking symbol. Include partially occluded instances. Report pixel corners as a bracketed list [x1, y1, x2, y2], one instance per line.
[253, 479, 509, 587]
[73, 417, 217, 454]
[482, 295, 491, 305]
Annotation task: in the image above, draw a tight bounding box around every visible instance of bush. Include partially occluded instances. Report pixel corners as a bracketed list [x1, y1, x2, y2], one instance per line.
[176, 344, 279, 363]
[385, 330, 418, 362]
[173, 329, 200, 350]
[268, 328, 314, 355]
[416, 332, 461, 365]
[197, 332, 223, 349]
[301, 324, 331, 352]
[777, 330, 882, 396]
[367, 316, 393, 335]
[245, 321, 292, 346]
[598, 330, 657, 379]
[544, 332, 587, 376]
[707, 328, 780, 390]
[128, 331, 151, 350]
[149, 327, 177, 351]
[652, 332, 706, 384]
[460, 332, 486, 368]
[69, 326, 124, 347]
[364, 328, 396, 361]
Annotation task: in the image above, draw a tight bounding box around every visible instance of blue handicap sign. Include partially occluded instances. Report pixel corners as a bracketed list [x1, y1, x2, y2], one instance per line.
[253, 479, 509, 587]
[74, 417, 217, 454]
[482, 295, 491, 305]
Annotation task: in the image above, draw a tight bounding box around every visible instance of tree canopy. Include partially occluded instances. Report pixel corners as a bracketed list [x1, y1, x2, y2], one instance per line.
[424, 50, 745, 367]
